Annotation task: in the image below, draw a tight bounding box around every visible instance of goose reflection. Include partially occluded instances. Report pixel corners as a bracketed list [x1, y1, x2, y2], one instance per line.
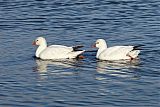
[34, 58, 80, 73]
[96, 59, 140, 79]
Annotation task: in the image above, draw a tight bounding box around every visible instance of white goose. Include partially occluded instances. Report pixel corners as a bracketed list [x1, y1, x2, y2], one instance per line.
[93, 39, 141, 61]
[32, 37, 85, 60]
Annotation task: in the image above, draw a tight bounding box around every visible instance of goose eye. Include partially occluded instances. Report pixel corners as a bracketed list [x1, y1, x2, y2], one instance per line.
[36, 40, 39, 41]
[96, 42, 99, 44]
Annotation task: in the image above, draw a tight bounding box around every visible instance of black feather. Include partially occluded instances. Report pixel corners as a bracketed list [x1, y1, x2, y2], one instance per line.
[133, 45, 144, 50]
[73, 45, 84, 51]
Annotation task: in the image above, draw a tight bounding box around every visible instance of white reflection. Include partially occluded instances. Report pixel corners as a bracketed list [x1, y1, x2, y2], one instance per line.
[34, 59, 80, 73]
[96, 59, 140, 78]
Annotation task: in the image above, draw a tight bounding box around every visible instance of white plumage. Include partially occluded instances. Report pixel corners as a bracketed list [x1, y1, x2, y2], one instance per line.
[32, 37, 85, 60]
[93, 39, 140, 61]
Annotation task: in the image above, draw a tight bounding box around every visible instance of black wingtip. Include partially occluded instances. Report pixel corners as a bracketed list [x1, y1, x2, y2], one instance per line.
[133, 45, 145, 50]
[73, 45, 84, 51]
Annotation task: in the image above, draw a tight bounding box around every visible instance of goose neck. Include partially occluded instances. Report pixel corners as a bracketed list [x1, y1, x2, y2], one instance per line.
[36, 43, 47, 58]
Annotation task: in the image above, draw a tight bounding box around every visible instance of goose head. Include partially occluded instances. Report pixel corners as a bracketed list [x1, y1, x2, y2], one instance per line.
[93, 39, 107, 49]
[32, 37, 47, 46]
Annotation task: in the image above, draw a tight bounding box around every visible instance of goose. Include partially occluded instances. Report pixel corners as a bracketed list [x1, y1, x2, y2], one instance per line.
[32, 37, 85, 60]
[93, 39, 141, 61]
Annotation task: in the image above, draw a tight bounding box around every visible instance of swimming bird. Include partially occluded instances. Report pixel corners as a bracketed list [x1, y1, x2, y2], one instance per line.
[93, 39, 141, 61]
[32, 37, 85, 60]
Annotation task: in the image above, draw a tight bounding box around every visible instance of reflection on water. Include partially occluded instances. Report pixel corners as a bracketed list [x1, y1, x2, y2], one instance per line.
[34, 58, 81, 72]
[96, 59, 140, 80]
[33, 58, 83, 81]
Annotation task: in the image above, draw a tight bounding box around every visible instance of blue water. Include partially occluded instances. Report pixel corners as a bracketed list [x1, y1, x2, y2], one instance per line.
[0, 0, 160, 106]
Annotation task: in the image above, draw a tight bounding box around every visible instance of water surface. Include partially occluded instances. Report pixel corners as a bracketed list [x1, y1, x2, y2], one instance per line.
[0, 0, 160, 107]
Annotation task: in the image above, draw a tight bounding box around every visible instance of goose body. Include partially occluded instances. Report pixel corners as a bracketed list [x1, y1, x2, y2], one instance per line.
[94, 39, 140, 61]
[32, 37, 85, 60]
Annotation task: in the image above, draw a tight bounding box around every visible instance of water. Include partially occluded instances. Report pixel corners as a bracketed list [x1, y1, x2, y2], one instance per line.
[0, 0, 160, 106]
